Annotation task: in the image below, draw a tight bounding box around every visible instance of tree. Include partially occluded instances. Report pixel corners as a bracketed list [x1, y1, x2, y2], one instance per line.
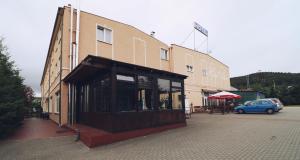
[24, 85, 34, 115]
[231, 72, 300, 105]
[0, 37, 26, 138]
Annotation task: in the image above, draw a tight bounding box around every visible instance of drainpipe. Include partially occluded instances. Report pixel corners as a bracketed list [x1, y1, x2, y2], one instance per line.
[59, 10, 64, 126]
[71, 1, 80, 125]
[75, 0, 80, 67]
[68, 5, 73, 125]
[69, 5, 73, 71]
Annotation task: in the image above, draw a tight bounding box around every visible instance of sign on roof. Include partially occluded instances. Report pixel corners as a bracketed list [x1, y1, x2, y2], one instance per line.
[194, 22, 208, 36]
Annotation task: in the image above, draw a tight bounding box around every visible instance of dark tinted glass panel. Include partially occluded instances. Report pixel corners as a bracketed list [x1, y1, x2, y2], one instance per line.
[94, 78, 110, 112]
[172, 87, 182, 109]
[117, 80, 135, 112]
[158, 78, 171, 110]
[138, 76, 152, 88]
[138, 89, 152, 111]
[79, 75, 111, 113]
[137, 76, 153, 110]
[172, 81, 182, 88]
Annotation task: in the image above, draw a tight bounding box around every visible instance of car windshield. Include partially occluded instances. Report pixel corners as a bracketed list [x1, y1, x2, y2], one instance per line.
[244, 101, 252, 105]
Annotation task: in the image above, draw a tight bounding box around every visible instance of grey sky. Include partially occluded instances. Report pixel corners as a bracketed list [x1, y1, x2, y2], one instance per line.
[1, 0, 300, 96]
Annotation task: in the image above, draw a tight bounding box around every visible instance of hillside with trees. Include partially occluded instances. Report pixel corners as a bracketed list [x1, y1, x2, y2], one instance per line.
[231, 72, 300, 105]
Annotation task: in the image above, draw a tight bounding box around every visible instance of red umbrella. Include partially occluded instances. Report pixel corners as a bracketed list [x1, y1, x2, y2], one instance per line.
[208, 91, 241, 99]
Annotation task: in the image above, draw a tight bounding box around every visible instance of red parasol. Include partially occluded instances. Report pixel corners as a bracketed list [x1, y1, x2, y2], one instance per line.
[208, 91, 241, 99]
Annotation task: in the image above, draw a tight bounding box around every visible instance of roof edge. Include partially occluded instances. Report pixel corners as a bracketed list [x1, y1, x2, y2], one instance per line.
[40, 7, 64, 85]
[79, 9, 169, 47]
[170, 44, 229, 68]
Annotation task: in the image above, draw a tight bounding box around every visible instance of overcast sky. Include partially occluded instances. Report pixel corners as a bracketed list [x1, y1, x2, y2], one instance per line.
[1, 0, 300, 96]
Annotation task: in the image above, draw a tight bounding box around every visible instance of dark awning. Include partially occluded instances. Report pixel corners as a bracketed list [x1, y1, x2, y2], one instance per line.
[202, 89, 219, 94]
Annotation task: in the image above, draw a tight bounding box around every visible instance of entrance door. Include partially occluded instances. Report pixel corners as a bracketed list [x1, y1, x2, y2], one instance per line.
[185, 98, 191, 113]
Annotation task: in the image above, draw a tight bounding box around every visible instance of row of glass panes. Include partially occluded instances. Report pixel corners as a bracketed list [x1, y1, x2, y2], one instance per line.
[116, 74, 183, 111]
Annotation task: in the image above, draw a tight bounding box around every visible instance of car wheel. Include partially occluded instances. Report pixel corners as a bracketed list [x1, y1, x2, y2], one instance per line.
[238, 109, 244, 114]
[266, 109, 274, 114]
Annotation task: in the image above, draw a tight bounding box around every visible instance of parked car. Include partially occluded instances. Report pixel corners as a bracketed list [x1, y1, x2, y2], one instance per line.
[234, 99, 279, 114]
[266, 98, 284, 111]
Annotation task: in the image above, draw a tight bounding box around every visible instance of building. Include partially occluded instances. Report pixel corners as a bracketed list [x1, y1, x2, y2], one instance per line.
[171, 44, 230, 109]
[40, 6, 230, 131]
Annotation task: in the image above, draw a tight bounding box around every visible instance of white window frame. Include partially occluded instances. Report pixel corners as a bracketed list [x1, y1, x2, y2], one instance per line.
[97, 25, 112, 44]
[160, 48, 168, 60]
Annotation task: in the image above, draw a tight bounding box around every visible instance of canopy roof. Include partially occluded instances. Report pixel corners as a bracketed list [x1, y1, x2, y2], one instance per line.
[63, 55, 187, 83]
[208, 91, 241, 99]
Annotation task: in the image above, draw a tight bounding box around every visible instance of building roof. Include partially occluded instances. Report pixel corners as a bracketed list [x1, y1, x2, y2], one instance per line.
[64, 55, 187, 83]
[171, 44, 229, 68]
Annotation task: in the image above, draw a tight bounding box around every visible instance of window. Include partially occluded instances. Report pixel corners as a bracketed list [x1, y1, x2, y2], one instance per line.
[117, 74, 135, 111]
[117, 75, 134, 82]
[97, 26, 112, 44]
[158, 78, 171, 110]
[160, 48, 168, 60]
[171, 81, 183, 110]
[138, 76, 153, 111]
[94, 77, 111, 112]
[202, 69, 208, 76]
[258, 100, 272, 105]
[49, 96, 52, 112]
[187, 65, 193, 72]
[80, 84, 90, 112]
[55, 92, 60, 113]
[79, 75, 111, 113]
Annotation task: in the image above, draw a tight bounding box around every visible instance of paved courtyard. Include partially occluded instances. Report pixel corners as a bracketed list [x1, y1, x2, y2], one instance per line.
[7, 118, 74, 140]
[1, 107, 300, 160]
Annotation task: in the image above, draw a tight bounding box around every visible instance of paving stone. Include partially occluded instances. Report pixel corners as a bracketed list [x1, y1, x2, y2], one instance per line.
[0, 107, 300, 160]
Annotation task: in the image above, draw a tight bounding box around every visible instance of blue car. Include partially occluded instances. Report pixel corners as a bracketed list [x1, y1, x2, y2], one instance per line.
[234, 99, 279, 114]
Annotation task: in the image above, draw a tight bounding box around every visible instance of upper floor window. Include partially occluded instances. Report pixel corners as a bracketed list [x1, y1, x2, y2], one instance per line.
[202, 69, 208, 76]
[187, 65, 193, 72]
[160, 48, 168, 60]
[97, 26, 112, 44]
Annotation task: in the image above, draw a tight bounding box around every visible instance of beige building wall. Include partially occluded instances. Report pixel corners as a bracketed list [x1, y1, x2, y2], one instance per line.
[41, 7, 70, 125]
[40, 6, 231, 125]
[78, 11, 171, 71]
[170, 44, 230, 107]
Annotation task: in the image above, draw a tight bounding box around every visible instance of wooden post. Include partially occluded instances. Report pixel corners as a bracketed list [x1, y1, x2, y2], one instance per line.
[181, 80, 185, 112]
[111, 64, 117, 113]
[153, 75, 159, 111]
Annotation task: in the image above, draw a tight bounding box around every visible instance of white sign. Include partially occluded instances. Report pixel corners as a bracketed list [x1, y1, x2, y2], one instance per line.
[194, 22, 208, 36]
